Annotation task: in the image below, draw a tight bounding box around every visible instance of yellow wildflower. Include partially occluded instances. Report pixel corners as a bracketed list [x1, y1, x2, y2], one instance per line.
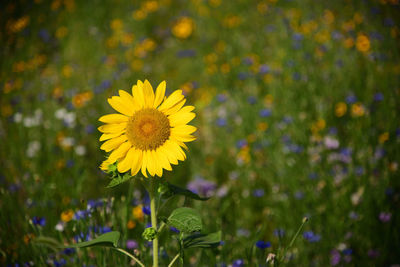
[172, 17, 194, 39]
[351, 102, 365, 117]
[335, 102, 347, 117]
[133, 206, 144, 220]
[379, 132, 389, 144]
[127, 220, 136, 229]
[61, 209, 74, 223]
[356, 34, 370, 53]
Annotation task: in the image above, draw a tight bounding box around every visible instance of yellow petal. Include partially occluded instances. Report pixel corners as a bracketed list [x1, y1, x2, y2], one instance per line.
[171, 125, 197, 135]
[168, 112, 195, 127]
[158, 90, 185, 112]
[168, 136, 190, 150]
[146, 150, 156, 176]
[100, 135, 128, 152]
[132, 81, 145, 108]
[108, 96, 134, 116]
[117, 148, 136, 173]
[153, 81, 166, 108]
[159, 144, 178, 165]
[166, 140, 186, 162]
[119, 90, 140, 112]
[141, 150, 148, 178]
[99, 114, 128, 123]
[155, 148, 172, 171]
[100, 132, 122, 142]
[108, 142, 132, 163]
[100, 159, 113, 171]
[98, 123, 126, 133]
[152, 150, 163, 177]
[178, 141, 188, 150]
[162, 98, 186, 116]
[143, 80, 155, 108]
[130, 150, 143, 176]
[131, 85, 144, 109]
[171, 134, 196, 142]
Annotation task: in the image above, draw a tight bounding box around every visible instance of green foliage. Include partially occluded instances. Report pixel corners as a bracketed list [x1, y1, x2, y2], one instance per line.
[167, 207, 203, 233]
[32, 236, 63, 252]
[107, 173, 133, 188]
[183, 231, 222, 249]
[160, 182, 210, 201]
[66, 231, 121, 248]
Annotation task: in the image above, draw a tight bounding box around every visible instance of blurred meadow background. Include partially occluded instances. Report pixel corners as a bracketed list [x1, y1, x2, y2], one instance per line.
[1, 0, 400, 266]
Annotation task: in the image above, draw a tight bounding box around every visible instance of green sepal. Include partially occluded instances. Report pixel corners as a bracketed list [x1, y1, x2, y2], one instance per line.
[107, 173, 133, 188]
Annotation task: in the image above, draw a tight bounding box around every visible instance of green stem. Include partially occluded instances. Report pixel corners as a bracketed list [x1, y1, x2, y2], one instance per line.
[150, 178, 159, 267]
[113, 248, 145, 267]
[168, 253, 180, 267]
[279, 217, 308, 262]
[158, 222, 166, 235]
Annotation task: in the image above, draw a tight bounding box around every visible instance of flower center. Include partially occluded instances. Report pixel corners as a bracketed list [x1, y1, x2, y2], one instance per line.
[126, 108, 171, 151]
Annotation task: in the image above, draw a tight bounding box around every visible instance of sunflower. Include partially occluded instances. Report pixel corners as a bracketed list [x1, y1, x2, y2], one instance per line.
[98, 80, 196, 177]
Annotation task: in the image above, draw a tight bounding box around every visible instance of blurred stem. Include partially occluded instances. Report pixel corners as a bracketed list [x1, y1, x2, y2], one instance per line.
[158, 222, 166, 235]
[150, 178, 159, 267]
[113, 248, 145, 267]
[168, 253, 180, 267]
[279, 217, 308, 263]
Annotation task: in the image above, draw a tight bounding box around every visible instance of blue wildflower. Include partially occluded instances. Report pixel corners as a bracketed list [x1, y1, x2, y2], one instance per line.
[273, 228, 285, 237]
[255, 240, 271, 249]
[253, 189, 264, 197]
[217, 94, 227, 102]
[373, 92, 384, 101]
[259, 108, 271, 117]
[238, 72, 250, 80]
[345, 94, 357, 104]
[216, 118, 227, 127]
[38, 29, 50, 42]
[259, 64, 270, 74]
[176, 49, 196, 58]
[343, 248, 353, 255]
[303, 231, 321, 242]
[236, 139, 247, 149]
[100, 226, 112, 233]
[63, 248, 76, 255]
[247, 96, 257, 104]
[53, 258, 67, 267]
[232, 259, 245, 267]
[32, 216, 46, 226]
[170, 227, 180, 233]
[142, 206, 151, 216]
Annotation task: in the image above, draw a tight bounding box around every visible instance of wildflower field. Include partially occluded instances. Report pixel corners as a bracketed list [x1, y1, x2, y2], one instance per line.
[1, 0, 400, 266]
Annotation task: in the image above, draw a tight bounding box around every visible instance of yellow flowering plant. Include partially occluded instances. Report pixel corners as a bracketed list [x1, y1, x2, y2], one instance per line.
[63, 80, 220, 267]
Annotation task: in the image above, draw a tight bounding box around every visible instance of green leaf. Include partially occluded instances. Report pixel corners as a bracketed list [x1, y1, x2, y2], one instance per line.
[161, 182, 210, 201]
[64, 231, 121, 248]
[32, 236, 63, 252]
[107, 173, 132, 188]
[183, 231, 221, 249]
[167, 207, 202, 233]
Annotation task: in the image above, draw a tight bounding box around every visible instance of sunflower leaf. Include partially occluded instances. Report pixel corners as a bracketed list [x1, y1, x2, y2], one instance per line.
[107, 173, 132, 188]
[167, 207, 202, 233]
[160, 182, 210, 201]
[32, 236, 63, 252]
[62, 231, 121, 249]
[183, 231, 221, 249]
